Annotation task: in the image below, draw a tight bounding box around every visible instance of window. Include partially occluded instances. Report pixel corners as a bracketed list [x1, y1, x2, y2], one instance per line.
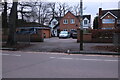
[117, 20, 120, 24]
[84, 20, 87, 25]
[63, 29, 68, 31]
[70, 19, 75, 24]
[63, 19, 68, 24]
[52, 21, 57, 25]
[102, 19, 115, 24]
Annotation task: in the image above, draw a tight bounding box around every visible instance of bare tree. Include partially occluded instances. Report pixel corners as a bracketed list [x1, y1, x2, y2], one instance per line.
[48, 2, 57, 18]
[56, 3, 72, 17]
[7, 0, 18, 45]
[57, 3, 63, 17]
[18, 2, 38, 22]
[2, 1, 7, 28]
[40, 3, 51, 25]
[73, 3, 80, 16]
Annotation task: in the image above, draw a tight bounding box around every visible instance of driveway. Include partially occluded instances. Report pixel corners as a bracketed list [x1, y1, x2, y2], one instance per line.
[19, 37, 115, 53]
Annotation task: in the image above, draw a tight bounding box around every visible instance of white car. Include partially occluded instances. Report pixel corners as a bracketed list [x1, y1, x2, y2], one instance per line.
[59, 31, 70, 38]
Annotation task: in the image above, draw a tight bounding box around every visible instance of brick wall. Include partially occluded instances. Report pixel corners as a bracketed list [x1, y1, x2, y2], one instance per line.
[60, 12, 80, 32]
[42, 29, 51, 38]
[98, 8, 117, 29]
[77, 29, 92, 42]
[101, 14, 116, 29]
[91, 29, 115, 43]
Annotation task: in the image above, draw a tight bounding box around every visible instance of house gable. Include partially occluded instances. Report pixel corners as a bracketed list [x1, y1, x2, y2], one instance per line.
[83, 18, 89, 25]
[98, 8, 120, 29]
[60, 11, 79, 23]
[100, 11, 117, 19]
[49, 18, 58, 28]
[60, 11, 80, 32]
[83, 17, 91, 29]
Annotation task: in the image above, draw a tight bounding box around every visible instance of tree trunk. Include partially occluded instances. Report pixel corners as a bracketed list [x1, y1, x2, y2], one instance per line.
[7, 1, 18, 46]
[2, 2, 7, 28]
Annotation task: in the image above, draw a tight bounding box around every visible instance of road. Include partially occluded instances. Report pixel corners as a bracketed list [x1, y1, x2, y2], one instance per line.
[2, 51, 119, 78]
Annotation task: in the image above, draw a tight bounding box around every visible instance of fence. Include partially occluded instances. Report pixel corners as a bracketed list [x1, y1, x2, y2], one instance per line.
[16, 34, 30, 45]
[113, 33, 120, 46]
[91, 29, 115, 43]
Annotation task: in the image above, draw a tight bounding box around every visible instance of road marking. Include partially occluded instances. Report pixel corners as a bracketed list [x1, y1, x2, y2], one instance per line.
[50, 57, 56, 58]
[50, 57, 118, 62]
[2, 54, 10, 56]
[1, 53, 21, 57]
[58, 57, 73, 60]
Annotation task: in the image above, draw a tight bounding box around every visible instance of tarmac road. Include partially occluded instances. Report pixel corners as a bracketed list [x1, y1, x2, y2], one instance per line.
[2, 51, 119, 78]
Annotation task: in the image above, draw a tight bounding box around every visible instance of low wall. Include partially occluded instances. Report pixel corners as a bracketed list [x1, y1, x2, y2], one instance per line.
[77, 29, 92, 42]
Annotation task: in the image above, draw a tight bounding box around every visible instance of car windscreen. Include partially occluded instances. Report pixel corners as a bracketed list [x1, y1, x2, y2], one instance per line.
[60, 31, 68, 34]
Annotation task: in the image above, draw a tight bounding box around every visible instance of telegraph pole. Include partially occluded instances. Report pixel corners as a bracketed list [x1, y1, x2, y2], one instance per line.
[80, 0, 83, 50]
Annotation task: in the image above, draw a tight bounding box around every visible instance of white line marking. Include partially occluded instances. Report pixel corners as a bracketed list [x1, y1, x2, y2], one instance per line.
[50, 57, 118, 62]
[50, 57, 55, 58]
[2, 54, 10, 56]
[58, 57, 73, 60]
[12, 54, 21, 57]
[2, 54, 21, 57]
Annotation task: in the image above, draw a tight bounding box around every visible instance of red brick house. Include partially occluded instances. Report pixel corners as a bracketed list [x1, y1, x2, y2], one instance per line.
[59, 11, 80, 32]
[98, 8, 120, 29]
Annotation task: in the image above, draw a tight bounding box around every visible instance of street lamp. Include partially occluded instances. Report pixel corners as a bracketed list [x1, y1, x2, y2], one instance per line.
[80, 0, 83, 50]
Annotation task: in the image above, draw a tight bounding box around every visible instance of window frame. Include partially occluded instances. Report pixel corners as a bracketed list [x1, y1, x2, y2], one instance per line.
[102, 19, 115, 24]
[84, 20, 88, 25]
[70, 19, 75, 24]
[63, 19, 68, 24]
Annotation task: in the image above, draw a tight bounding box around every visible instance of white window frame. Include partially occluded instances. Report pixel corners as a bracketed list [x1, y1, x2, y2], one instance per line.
[70, 19, 75, 24]
[63, 19, 68, 24]
[84, 20, 88, 25]
[102, 19, 115, 24]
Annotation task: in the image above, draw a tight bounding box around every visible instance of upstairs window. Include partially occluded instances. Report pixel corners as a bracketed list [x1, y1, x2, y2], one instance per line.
[52, 21, 57, 25]
[70, 19, 75, 24]
[63, 19, 68, 24]
[84, 20, 88, 25]
[102, 19, 115, 24]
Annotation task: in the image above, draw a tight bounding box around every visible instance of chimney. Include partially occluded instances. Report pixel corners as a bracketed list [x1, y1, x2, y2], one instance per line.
[98, 8, 102, 29]
[99, 8, 102, 16]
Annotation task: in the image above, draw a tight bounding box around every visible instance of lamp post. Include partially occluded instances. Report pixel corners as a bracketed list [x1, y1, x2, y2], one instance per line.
[80, 0, 83, 50]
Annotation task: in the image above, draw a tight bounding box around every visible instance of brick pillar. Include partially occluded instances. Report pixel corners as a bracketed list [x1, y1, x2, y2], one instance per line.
[77, 29, 80, 42]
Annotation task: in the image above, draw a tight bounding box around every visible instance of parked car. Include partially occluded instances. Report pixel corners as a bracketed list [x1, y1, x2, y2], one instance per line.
[59, 31, 70, 38]
[70, 30, 77, 39]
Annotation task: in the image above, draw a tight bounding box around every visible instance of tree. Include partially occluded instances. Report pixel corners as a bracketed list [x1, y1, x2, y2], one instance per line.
[2, 1, 7, 28]
[18, 2, 38, 22]
[7, 1, 18, 45]
[93, 16, 99, 29]
[48, 2, 57, 19]
[56, 3, 72, 17]
[72, 3, 80, 16]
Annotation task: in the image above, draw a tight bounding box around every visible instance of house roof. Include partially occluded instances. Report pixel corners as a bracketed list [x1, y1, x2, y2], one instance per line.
[54, 17, 62, 21]
[100, 9, 120, 19]
[17, 20, 49, 28]
[17, 27, 51, 30]
[53, 23, 60, 29]
[82, 15, 91, 21]
[49, 17, 62, 24]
